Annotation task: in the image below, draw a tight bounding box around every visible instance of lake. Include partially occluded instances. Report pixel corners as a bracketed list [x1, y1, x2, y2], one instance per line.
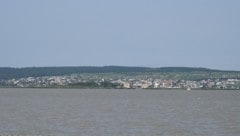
[0, 88, 239, 136]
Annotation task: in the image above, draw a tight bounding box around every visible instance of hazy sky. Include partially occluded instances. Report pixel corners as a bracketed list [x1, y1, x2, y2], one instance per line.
[1, 0, 240, 70]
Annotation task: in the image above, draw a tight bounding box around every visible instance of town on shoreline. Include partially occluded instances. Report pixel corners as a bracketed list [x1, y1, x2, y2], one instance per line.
[1, 74, 240, 90]
[1, 67, 240, 90]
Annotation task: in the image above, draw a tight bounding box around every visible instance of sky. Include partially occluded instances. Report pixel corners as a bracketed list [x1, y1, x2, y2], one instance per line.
[0, 0, 240, 70]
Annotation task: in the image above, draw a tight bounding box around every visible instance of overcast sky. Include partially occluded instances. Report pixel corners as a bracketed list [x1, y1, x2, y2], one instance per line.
[0, 0, 239, 70]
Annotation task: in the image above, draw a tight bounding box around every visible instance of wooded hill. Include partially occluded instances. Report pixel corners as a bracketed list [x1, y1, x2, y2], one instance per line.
[0, 66, 239, 80]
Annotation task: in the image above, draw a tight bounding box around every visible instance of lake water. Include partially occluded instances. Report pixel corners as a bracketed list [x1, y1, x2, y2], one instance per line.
[0, 88, 239, 136]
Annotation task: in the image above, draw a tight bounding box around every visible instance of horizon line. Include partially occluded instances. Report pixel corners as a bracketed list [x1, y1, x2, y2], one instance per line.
[0, 65, 239, 72]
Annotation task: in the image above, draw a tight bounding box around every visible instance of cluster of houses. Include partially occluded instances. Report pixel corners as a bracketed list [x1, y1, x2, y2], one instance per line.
[119, 79, 240, 89]
[1, 74, 240, 90]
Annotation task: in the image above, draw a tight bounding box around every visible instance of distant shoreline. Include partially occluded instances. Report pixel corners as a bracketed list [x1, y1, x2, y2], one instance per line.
[0, 87, 239, 91]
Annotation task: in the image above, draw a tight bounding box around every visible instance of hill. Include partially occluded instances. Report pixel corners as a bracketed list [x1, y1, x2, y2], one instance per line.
[0, 66, 239, 80]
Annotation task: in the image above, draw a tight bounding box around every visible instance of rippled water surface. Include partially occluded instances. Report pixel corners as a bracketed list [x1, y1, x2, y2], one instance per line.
[0, 88, 239, 136]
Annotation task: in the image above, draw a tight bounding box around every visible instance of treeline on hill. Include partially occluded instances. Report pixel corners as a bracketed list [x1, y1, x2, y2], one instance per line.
[0, 66, 239, 80]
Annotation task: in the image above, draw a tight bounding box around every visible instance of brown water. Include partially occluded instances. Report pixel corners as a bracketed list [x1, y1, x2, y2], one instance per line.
[0, 88, 239, 136]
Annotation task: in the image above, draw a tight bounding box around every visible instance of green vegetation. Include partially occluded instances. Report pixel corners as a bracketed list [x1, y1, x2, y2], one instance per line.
[67, 81, 121, 89]
[0, 66, 240, 80]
